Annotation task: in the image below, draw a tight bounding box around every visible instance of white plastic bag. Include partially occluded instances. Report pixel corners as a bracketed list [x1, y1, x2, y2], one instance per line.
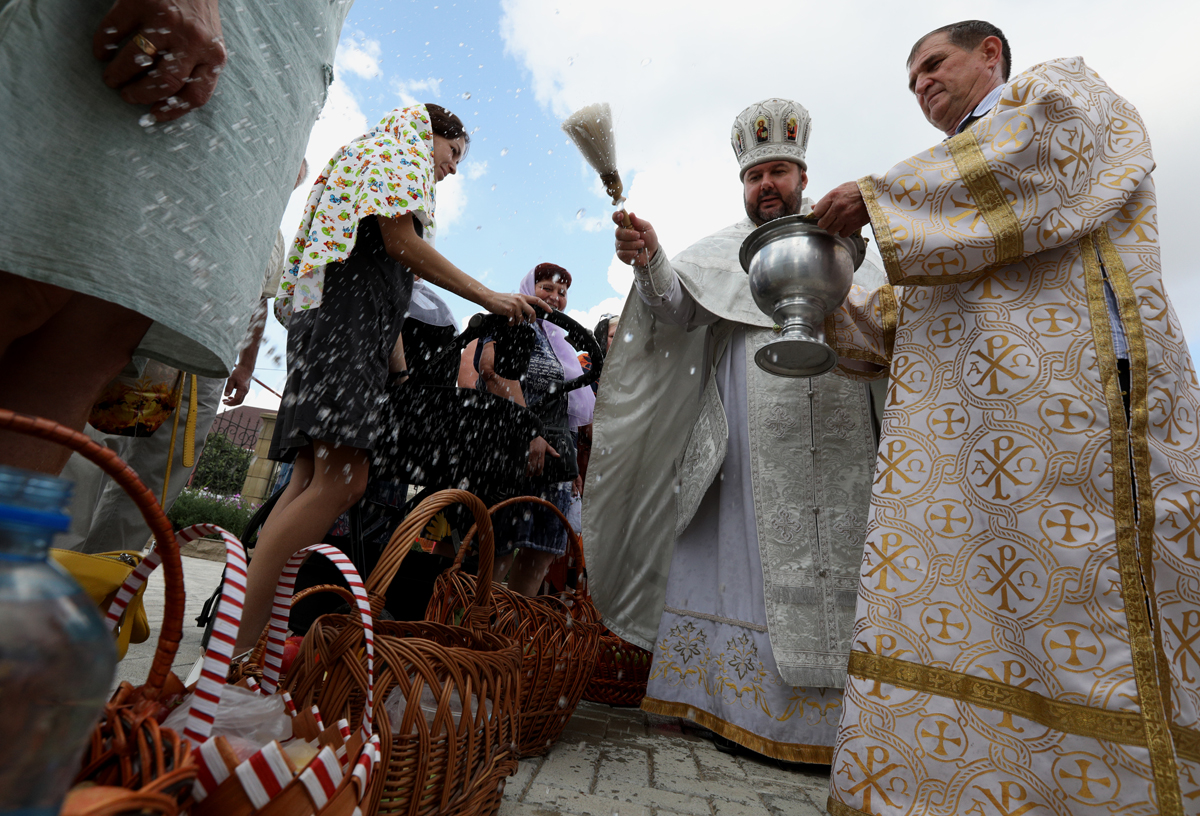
[163, 683, 293, 747]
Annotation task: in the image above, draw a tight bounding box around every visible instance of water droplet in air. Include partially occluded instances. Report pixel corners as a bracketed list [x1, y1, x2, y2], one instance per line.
[462, 91, 471, 99]
[576, 208, 585, 219]
[134, 53, 153, 67]
[623, 332, 633, 343]
[138, 114, 157, 128]
[491, 184, 496, 191]
[500, 148, 509, 156]
[640, 58, 652, 66]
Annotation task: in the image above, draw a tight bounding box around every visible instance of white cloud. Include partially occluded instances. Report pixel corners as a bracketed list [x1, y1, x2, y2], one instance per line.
[567, 296, 627, 341]
[463, 160, 489, 180]
[434, 173, 467, 237]
[500, 0, 1200, 349]
[335, 32, 382, 80]
[394, 77, 443, 107]
[277, 76, 370, 240]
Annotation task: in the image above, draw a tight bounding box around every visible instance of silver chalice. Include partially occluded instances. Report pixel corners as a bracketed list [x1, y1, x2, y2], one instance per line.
[739, 215, 866, 377]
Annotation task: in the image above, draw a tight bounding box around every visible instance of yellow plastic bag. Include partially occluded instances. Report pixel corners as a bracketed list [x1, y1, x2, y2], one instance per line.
[49, 549, 151, 660]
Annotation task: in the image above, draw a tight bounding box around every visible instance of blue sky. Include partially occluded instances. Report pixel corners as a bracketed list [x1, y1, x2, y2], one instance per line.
[245, 0, 1200, 406]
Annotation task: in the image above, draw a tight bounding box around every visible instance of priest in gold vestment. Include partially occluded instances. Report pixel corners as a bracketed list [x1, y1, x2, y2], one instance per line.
[812, 20, 1200, 816]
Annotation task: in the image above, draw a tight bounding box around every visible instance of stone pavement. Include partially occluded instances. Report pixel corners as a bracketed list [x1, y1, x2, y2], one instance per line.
[122, 555, 831, 815]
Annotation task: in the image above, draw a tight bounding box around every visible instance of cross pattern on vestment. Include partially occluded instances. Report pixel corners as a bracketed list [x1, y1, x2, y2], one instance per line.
[1057, 759, 1113, 800]
[1045, 509, 1090, 543]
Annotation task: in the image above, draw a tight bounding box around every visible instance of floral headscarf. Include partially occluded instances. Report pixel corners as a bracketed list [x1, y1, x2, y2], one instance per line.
[275, 105, 438, 323]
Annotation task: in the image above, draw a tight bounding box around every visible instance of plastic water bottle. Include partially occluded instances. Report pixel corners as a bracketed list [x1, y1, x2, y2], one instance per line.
[0, 466, 117, 815]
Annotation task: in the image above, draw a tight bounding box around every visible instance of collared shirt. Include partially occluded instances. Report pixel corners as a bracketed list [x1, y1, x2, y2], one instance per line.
[955, 82, 1129, 359]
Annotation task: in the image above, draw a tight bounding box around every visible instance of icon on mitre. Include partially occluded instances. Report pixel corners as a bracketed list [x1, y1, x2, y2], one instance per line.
[754, 116, 769, 144]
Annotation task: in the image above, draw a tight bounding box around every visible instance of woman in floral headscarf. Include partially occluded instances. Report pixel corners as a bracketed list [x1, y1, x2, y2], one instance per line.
[235, 104, 547, 650]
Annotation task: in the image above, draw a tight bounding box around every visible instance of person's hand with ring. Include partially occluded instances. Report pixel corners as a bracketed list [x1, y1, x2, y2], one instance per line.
[93, 0, 227, 122]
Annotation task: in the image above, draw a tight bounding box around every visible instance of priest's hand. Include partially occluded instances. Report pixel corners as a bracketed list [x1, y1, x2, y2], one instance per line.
[813, 182, 870, 237]
[527, 436, 560, 477]
[613, 211, 659, 267]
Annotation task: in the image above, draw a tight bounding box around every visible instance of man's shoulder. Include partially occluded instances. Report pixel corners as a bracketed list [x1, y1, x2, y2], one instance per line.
[1005, 56, 1113, 102]
[676, 219, 755, 261]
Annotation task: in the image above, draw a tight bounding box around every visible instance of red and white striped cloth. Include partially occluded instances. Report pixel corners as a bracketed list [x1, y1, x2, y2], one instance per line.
[104, 525, 380, 808]
[298, 746, 343, 808]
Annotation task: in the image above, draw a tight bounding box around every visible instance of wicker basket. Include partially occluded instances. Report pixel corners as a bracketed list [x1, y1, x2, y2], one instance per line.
[426, 495, 603, 758]
[0, 409, 197, 815]
[288, 489, 522, 816]
[583, 630, 653, 707]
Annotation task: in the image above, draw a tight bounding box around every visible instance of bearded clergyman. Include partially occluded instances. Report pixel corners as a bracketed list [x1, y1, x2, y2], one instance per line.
[583, 99, 882, 761]
[810, 20, 1200, 815]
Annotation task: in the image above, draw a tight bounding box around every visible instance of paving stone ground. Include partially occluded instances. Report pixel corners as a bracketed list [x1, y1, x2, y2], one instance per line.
[122, 555, 831, 815]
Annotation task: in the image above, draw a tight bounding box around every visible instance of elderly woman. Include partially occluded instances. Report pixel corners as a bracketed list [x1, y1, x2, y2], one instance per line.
[477, 263, 595, 596]
[234, 104, 546, 650]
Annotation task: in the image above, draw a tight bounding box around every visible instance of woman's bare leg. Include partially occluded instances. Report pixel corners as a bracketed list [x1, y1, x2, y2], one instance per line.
[506, 548, 557, 597]
[0, 271, 71, 358]
[235, 441, 370, 651]
[0, 284, 152, 473]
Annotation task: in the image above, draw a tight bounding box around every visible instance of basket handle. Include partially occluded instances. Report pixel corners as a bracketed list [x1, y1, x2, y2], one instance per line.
[245, 583, 358, 670]
[174, 526, 375, 744]
[460, 494, 591, 603]
[0, 408, 184, 700]
[365, 489, 497, 631]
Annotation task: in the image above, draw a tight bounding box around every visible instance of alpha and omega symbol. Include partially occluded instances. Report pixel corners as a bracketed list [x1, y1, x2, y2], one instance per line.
[837, 746, 911, 813]
[1037, 393, 1095, 434]
[966, 334, 1037, 398]
[967, 780, 1040, 816]
[863, 533, 920, 594]
[968, 432, 1046, 505]
[1162, 489, 1200, 561]
[1165, 609, 1200, 685]
[968, 541, 1048, 618]
[874, 439, 930, 496]
[915, 715, 967, 761]
[1041, 624, 1105, 672]
[1038, 504, 1097, 548]
[887, 353, 934, 408]
[1051, 753, 1119, 804]
[925, 499, 973, 538]
[920, 603, 971, 644]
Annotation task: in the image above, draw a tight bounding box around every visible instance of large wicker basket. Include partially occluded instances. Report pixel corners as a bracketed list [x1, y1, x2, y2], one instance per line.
[0, 409, 196, 815]
[426, 495, 603, 757]
[582, 630, 653, 707]
[288, 490, 522, 816]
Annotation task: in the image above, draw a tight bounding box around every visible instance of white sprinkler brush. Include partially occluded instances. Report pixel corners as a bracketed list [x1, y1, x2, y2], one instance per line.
[561, 103, 631, 226]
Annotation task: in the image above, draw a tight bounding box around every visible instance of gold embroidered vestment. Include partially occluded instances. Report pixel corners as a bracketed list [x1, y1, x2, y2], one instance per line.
[824, 57, 1200, 816]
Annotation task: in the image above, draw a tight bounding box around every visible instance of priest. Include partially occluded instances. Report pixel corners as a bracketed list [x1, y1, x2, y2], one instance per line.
[812, 20, 1200, 815]
[583, 98, 882, 761]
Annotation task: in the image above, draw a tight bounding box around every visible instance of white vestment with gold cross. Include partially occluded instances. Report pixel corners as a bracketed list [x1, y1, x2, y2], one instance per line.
[824, 56, 1200, 816]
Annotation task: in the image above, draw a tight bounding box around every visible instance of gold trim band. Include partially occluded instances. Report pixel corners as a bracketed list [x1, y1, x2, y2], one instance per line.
[827, 796, 870, 816]
[1082, 231, 1182, 812]
[947, 129, 1024, 268]
[848, 651, 1149, 746]
[857, 176, 902, 286]
[879, 284, 898, 361]
[640, 697, 834, 765]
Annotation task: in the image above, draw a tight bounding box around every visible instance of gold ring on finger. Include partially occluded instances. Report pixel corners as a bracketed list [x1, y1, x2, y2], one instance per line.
[133, 33, 158, 57]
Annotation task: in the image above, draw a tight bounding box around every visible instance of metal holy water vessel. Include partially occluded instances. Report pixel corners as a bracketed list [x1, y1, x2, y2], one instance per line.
[739, 215, 866, 377]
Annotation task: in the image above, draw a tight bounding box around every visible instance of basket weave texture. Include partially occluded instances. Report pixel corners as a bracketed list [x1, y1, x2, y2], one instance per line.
[426, 495, 603, 758]
[287, 490, 522, 816]
[582, 631, 653, 707]
[0, 409, 196, 815]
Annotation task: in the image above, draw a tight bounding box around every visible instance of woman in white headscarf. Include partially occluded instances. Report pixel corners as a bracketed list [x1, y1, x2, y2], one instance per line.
[477, 263, 595, 595]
